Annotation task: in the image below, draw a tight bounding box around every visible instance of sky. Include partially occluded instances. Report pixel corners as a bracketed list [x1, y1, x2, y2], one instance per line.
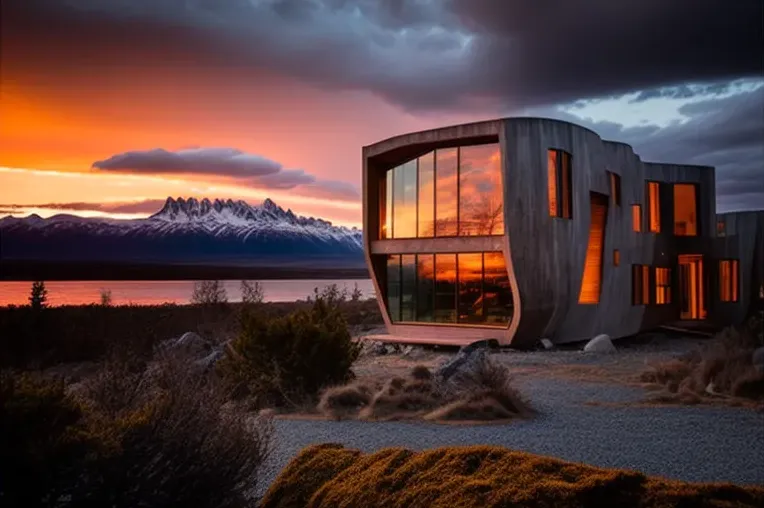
[1, 0, 762, 228]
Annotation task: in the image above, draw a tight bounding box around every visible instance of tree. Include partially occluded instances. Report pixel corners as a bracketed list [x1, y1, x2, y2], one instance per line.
[191, 280, 228, 305]
[241, 280, 264, 305]
[29, 281, 48, 310]
[350, 283, 363, 302]
[99, 288, 113, 306]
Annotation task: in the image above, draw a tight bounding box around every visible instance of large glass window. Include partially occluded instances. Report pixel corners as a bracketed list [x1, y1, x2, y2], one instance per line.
[384, 251, 513, 327]
[434, 253, 457, 323]
[458, 253, 484, 323]
[379, 143, 502, 239]
[418, 152, 435, 238]
[416, 254, 435, 322]
[459, 144, 503, 236]
[392, 160, 417, 238]
[400, 255, 417, 321]
[673, 183, 697, 236]
[483, 252, 513, 324]
[386, 255, 401, 321]
[435, 148, 458, 237]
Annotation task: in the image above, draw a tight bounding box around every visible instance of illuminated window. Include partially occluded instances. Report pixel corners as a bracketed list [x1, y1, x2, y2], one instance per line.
[632, 264, 650, 305]
[417, 152, 435, 238]
[655, 267, 671, 304]
[385, 251, 513, 326]
[459, 144, 503, 236]
[608, 171, 621, 207]
[548, 149, 572, 219]
[578, 193, 608, 304]
[632, 205, 642, 232]
[613, 249, 620, 266]
[673, 183, 697, 236]
[717, 220, 726, 237]
[380, 172, 392, 238]
[719, 259, 739, 302]
[647, 181, 661, 233]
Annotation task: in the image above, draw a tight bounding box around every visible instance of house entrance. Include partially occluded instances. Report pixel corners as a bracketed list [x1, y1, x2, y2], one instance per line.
[678, 254, 706, 320]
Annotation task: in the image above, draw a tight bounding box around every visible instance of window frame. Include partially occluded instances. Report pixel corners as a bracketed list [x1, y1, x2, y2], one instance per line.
[547, 148, 573, 219]
[654, 267, 672, 305]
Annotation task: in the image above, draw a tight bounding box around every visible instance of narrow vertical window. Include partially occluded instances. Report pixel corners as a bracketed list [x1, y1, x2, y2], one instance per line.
[613, 249, 620, 266]
[548, 149, 572, 219]
[381, 170, 393, 239]
[547, 150, 558, 217]
[457, 253, 484, 323]
[719, 259, 739, 302]
[642, 265, 650, 304]
[386, 255, 401, 321]
[435, 148, 458, 237]
[632, 205, 642, 232]
[578, 193, 608, 304]
[632, 265, 644, 305]
[608, 171, 621, 207]
[400, 254, 416, 321]
[655, 267, 671, 304]
[647, 181, 661, 233]
[434, 253, 457, 322]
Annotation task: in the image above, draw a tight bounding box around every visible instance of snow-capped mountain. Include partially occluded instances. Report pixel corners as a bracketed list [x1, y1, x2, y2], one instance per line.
[0, 197, 364, 268]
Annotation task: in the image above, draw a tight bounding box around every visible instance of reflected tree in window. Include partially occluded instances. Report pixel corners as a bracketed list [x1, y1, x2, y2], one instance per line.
[459, 144, 503, 236]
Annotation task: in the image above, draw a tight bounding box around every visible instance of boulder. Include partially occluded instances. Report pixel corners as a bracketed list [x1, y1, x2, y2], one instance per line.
[583, 334, 616, 354]
[435, 341, 492, 382]
[173, 332, 212, 356]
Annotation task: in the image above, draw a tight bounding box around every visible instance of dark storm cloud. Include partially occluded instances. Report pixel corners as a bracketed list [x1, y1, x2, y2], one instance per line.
[533, 87, 764, 212]
[92, 147, 360, 198]
[3, 0, 761, 111]
[93, 148, 282, 178]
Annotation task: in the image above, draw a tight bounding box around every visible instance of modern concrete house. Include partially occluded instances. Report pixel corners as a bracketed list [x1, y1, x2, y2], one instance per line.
[362, 117, 764, 347]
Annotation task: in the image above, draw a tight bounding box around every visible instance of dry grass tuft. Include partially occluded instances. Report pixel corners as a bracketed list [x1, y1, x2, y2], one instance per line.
[260, 444, 764, 508]
[315, 354, 531, 423]
[410, 364, 433, 381]
[640, 321, 764, 404]
[318, 382, 374, 420]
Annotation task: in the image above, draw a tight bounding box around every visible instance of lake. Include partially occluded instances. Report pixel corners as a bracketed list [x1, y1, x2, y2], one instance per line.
[0, 279, 375, 307]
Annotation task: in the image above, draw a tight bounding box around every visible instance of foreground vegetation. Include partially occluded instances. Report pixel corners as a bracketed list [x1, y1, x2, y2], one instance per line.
[261, 444, 764, 508]
[640, 316, 764, 404]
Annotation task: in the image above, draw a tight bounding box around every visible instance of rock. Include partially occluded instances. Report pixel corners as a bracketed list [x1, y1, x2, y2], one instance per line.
[540, 338, 555, 350]
[583, 334, 616, 354]
[436, 343, 491, 382]
[365, 341, 389, 356]
[193, 349, 224, 370]
[170, 332, 212, 356]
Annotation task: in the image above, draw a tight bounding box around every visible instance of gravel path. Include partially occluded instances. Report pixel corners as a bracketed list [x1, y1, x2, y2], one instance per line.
[260, 375, 764, 492]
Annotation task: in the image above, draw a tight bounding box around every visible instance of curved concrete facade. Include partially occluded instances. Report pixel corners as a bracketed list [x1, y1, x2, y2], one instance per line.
[363, 117, 764, 347]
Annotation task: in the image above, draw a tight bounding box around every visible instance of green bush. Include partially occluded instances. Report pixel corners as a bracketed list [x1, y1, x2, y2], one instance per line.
[219, 297, 361, 407]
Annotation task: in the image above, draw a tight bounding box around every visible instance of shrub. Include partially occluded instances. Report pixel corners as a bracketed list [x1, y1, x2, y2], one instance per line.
[641, 320, 764, 402]
[0, 359, 273, 508]
[0, 371, 89, 508]
[99, 288, 113, 306]
[241, 280, 265, 305]
[318, 382, 374, 419]
[261, 444, 764, 508]
[218, 297, 361, 407]
[191, 280, 228, 305]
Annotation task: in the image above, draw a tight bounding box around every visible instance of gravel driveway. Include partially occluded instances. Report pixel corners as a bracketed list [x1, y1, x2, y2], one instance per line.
[260, 369, 764, 493]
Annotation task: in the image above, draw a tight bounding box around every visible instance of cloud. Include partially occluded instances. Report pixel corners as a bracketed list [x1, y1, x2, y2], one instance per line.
[91, 147, 360, 199]
[530, 86, 764, 212]
[93, 148, 281, 178]
[0, 199, 167, 215]
[4, 0, 761, 112]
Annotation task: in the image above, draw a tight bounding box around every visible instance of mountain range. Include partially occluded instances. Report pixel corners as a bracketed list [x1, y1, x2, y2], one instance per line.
[0, 198, 365, 278]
